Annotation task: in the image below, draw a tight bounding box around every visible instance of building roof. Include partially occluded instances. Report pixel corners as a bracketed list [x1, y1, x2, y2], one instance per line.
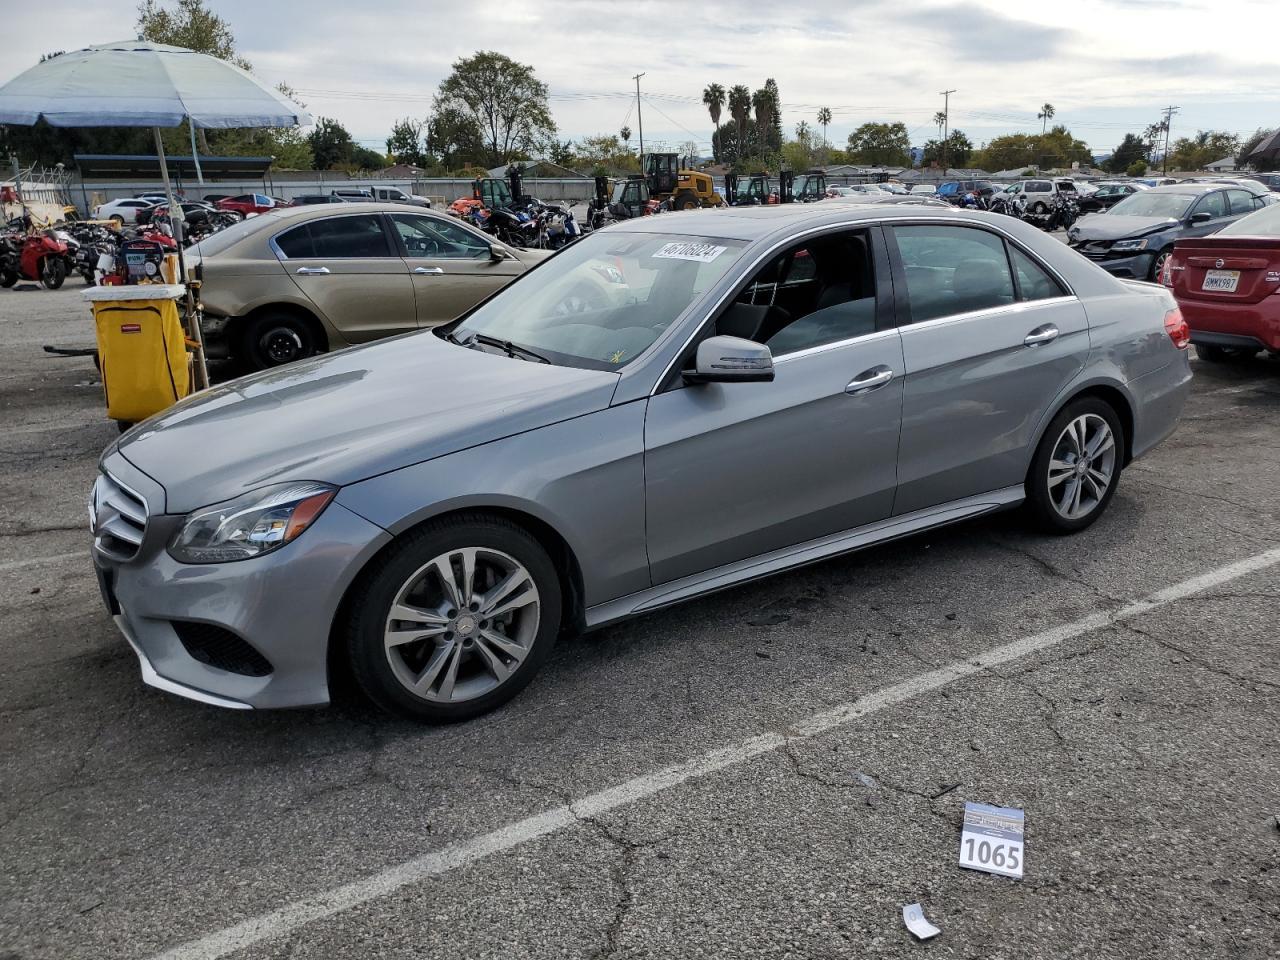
[73, 153, 273, 178]
[486, 159, 589, 179]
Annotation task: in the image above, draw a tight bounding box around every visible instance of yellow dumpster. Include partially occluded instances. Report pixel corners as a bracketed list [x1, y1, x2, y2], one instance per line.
[84, 284, 191, 426]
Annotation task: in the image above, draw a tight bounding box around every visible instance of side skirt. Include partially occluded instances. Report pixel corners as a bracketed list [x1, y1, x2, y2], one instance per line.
[584, 485, 1026, 629]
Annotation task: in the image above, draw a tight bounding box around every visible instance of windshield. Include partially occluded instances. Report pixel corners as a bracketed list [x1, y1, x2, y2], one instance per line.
[1107, 191, 1195, 219]
[452, 232, 747, 370]
[1217, 202, 1280, 237]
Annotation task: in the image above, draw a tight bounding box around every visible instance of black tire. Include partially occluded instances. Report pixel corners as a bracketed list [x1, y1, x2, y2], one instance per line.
[41, 257, 66, 290]
[110, 215, 125, 226]
[674, 192, 700, 211]
[1196, 343, 1256, 363]
[345, 514, 562, 722]
[1032, 201, 1048, 214]
[238, 310, 318, 370]
[0, 267, 16, 288]
[1148, 246, 1174, 282]
[1026, 397, 1125, 535]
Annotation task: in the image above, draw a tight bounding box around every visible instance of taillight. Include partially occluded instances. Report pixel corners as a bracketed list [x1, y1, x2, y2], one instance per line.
[1164, 307, 1190, 349]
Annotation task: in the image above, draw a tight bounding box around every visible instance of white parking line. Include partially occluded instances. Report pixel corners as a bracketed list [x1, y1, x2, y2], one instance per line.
[0, 551, 85, 574]
[151, 545, 1280, 960]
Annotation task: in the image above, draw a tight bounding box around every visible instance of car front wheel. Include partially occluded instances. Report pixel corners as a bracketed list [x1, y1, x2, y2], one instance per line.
[346, 515, 561, 722]
[1026, 398, 1124, 534]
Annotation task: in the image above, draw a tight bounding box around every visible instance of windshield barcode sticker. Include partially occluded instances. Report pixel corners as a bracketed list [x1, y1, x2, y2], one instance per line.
[653, 241, 726, 263]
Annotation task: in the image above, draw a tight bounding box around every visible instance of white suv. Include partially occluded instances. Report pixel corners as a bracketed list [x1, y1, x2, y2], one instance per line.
[995, 178, 1084, 214]
[92, 198, 156, 224]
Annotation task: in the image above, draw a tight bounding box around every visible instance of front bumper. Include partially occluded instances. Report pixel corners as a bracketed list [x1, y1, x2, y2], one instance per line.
[1071, 245, 1157, 279]
[93, 451, 392, 710]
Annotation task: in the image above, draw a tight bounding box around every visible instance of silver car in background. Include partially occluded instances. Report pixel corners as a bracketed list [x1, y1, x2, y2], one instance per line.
[91, 206, 1192, 721]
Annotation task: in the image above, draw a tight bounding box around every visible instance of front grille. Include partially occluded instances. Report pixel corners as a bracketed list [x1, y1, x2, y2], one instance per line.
[90, 472, 148, 561]
[172, 620, 274, 677]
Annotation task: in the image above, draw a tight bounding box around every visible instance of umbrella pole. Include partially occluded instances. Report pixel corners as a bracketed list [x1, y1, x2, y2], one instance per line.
[189, 119, 204, 184]
[154, 126, 210, 391]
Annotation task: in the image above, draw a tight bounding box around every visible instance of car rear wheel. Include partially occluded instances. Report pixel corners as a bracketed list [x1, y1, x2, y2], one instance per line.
[1026, 398, 1124, 534]
[346, 515, 561, 722]
[239, 310, 318, 369]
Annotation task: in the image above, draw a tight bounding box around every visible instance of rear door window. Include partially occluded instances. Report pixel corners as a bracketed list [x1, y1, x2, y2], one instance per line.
[1010, 247, 1067, 301]
[1226, 189, 1258, 216]
[307, 215, 393, 258]
[893, 225, 1015, 323]
[274, 224, 314, 259]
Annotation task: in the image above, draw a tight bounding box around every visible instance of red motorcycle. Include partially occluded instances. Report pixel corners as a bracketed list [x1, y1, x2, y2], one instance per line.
[0, 228, 68, 289]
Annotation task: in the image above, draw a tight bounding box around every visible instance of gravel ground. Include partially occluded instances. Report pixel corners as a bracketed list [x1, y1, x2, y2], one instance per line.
[1, 282, 1278, 960]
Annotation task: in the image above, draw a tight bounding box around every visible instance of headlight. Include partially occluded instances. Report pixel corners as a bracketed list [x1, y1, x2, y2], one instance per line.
[1110, 238, 1149, 252]
[168, 482, 336, 564]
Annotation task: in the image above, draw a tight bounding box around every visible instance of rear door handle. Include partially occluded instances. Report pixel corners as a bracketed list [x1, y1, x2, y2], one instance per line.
[295, 266, 330, 275]
[845, 365, 894, 395]
[413, 266, 445, 275]
[1023, 325, 1059, 346]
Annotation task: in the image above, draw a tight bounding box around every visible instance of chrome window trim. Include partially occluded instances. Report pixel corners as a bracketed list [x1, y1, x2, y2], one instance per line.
[894, 295, 1079, 335]
[772, 326, 899, 365]
[648, 215, 1077, 395]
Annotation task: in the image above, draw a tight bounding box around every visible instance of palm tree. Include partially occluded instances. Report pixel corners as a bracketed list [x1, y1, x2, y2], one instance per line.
[1037, 102, 1055, 134]
[933, 110, 947, 139]
[620, 125, 632, 150]
[817, 106, 832, 153]
[728, 84, 751, 160]
[752, 88, 773, 156]
[702, 83, 726, 134]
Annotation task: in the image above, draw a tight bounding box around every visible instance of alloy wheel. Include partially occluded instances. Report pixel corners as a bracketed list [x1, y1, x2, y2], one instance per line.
[1046, 413, 1117, 520]
[383, 547, 540, 703]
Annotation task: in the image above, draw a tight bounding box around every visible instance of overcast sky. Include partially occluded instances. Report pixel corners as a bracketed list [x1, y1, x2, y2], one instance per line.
[6, 0, 1280, 158]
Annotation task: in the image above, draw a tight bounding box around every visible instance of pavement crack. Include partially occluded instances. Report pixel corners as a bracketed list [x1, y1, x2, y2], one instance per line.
[1122, 621, 1280, 692]
[982, 535, 1122, 605]
[573, 817, 672, 960]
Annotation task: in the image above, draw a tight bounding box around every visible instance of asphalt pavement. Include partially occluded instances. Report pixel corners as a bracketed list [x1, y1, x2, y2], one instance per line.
[2, 282, 1278, 960]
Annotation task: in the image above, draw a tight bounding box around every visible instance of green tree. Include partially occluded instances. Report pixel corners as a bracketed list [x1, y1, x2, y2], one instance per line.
[426, 106, 485, 170]
[350, 145, 386, 170]
[547, 139, 575, 166]
[1238, 128, 1277, 172]
[763, 79, 783, 151]
[922, 130, 973, 169]
[385, 118, 427, 167]
[846, 122, 911, 166]
[1106, 133, 1148, 175]
[1127, 159, 1148, 177]
[932, 110, 947, 138]
[751, 88, 773, 157]
[433, 51, 555, 167]
[308, 117, 354, 170]
[1168, 130, 1242, 172]
[702, 83, 726, 134]
[573, 134, 639, 175]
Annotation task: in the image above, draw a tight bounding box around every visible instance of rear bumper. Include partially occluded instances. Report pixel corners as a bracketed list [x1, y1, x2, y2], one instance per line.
[1180, 298, 1280, 351]
[1128, 354, 1193, 462]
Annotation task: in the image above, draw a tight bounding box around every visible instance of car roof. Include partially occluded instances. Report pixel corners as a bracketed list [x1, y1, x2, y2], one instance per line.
[240, 201, 444, 224]
[1145, 183, 1227, 195]
[607, 202, 970, 241]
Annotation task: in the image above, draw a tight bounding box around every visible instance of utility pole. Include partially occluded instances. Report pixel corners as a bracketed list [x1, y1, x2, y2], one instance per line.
[633, 72, 646, 174]
[1161, 105, 1179, 175]
[939, 89, 956, 172]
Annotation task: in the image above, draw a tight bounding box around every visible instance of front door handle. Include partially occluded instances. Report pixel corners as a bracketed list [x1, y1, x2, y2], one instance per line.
[295, 266, 330, 276]
[845, 365, 894, 396]
[413, 266, 445, 275]
[1023, 325, 1059, 347]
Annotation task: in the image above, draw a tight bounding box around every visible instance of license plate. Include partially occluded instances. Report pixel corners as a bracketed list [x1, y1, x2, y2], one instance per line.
[1203, 269, 1240, 292]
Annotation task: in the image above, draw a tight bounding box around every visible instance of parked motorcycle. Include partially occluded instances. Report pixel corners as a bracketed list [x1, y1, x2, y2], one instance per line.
[1042, 193, 1080, 233]
[0, 228, 69, 288]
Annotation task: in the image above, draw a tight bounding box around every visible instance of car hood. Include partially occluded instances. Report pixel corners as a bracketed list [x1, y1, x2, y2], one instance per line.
[1071, 214, 1177, 242]
[117, 333, 620, 514]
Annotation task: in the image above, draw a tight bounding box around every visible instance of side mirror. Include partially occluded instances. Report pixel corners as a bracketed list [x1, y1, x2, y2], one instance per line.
[489, 243, 505, 261]
[684, 335, 774, 385]
[1189, 211, 1213, 225]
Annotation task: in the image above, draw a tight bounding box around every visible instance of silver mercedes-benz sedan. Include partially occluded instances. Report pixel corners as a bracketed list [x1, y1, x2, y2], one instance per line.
[90, 205, 1192, 720]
